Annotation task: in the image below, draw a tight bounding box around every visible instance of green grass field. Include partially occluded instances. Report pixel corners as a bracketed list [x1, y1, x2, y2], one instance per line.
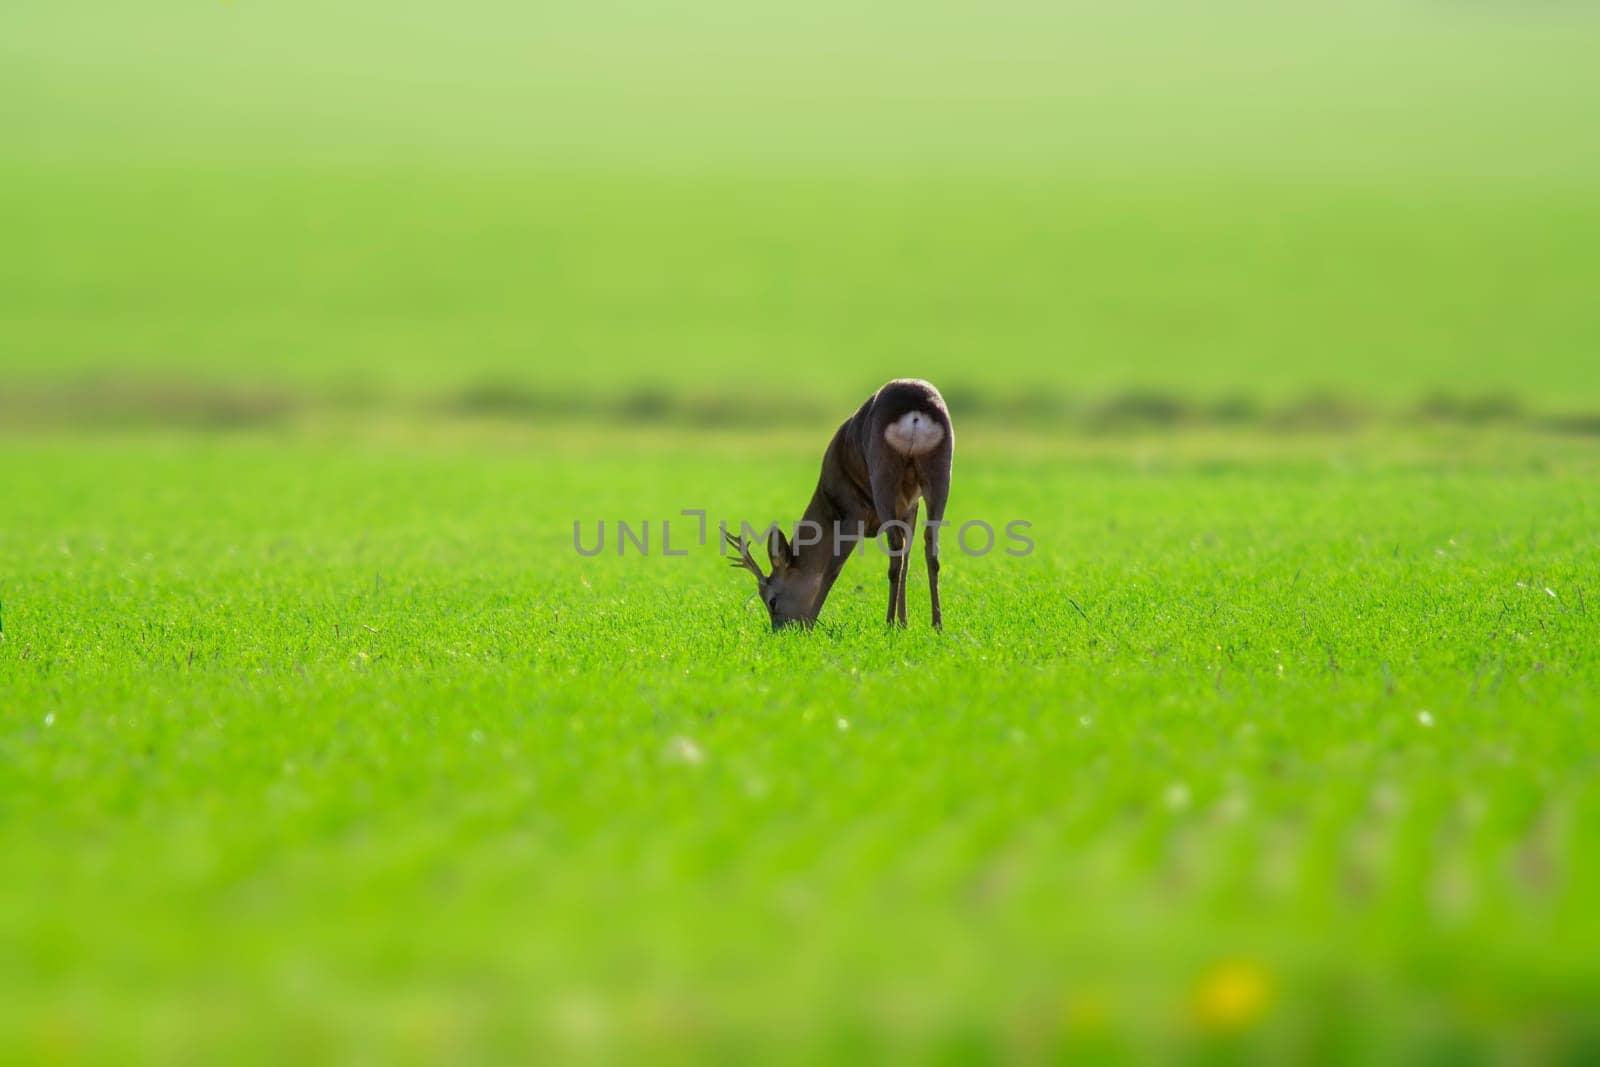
[5, 428, 1599, 1060]
[5, 1, 1600, 1061]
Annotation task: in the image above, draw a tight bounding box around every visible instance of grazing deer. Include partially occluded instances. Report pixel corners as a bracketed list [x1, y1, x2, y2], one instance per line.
[726, 378, 953, 630]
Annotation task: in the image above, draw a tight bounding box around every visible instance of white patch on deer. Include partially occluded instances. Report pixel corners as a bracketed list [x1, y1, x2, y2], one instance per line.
[884, 411, 945, 455]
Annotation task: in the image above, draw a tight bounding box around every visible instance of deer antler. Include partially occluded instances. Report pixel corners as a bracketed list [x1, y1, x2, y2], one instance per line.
[724, 529, 766, 581]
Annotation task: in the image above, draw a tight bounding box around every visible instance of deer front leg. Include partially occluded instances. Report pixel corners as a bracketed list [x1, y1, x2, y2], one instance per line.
[896, 503, 918, 625]
[885, 521, 908, 626]
[870, 458, 915, 627]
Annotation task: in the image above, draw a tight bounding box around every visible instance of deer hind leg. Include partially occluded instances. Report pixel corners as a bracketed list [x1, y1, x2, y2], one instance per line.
[919, 457, 950, 630]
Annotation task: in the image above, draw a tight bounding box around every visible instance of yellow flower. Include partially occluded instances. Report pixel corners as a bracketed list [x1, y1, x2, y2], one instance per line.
[1191, 960, 1272, 1032]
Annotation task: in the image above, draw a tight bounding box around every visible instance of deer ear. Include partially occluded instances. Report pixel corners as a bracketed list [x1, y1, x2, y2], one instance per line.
[767, 525, 794, 570]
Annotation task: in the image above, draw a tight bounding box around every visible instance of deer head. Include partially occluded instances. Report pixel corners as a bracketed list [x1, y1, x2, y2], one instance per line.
[725, 527, 821, 630]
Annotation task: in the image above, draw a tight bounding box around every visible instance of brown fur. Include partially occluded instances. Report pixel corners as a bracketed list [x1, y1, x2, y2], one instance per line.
[727, 378, 954, 629]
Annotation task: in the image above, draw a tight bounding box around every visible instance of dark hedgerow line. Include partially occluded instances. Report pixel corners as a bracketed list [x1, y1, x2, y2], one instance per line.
[3, 377, 1600, 436]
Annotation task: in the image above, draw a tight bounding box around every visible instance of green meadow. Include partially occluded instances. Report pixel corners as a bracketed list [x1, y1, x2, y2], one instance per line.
[4, 430, 1600, 1060]
[5, 1, 1600, 1061]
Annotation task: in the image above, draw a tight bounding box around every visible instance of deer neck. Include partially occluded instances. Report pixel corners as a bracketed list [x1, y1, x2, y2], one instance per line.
[791, 483, 862, 613]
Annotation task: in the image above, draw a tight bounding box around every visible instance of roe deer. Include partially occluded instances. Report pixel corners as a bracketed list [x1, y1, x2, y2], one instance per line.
[726, 378, 953, 630]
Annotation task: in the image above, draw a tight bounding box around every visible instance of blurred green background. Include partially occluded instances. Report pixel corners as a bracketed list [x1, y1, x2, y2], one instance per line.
[6, 0, 1599, 414]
